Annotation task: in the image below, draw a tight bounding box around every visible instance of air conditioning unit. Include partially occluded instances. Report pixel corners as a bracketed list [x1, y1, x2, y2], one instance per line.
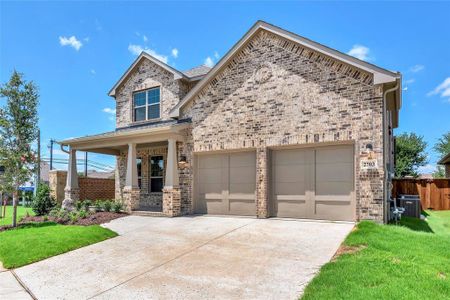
[398, 195, 421, 218]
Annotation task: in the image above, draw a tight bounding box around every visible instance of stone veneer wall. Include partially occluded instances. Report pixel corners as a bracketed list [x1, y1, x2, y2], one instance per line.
[116, 146, 167, 210]
[114, 59, 191, 128]
[180, 29, 385, 221]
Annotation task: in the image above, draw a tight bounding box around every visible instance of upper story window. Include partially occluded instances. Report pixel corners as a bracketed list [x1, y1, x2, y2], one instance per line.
[133, 87, 160, 122]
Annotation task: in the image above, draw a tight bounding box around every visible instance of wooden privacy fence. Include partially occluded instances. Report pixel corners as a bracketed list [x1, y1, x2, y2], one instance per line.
[392, 179, 450, 211]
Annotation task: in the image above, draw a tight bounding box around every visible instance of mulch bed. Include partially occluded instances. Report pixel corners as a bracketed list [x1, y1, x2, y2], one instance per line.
[0, 212, 127, 232]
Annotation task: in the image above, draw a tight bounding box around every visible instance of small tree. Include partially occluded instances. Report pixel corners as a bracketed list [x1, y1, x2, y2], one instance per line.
[433, 131, 450, 179]
[0, 71, 39, 227]
[395, 132, 427, 178]
[32, 183, 56, 215]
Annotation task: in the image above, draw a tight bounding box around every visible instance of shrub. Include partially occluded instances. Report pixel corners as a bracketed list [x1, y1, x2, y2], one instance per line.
[102, 200, 112, 212]
[32, 184, 56, 216]
[49, 208, 60, 217]
[78, 210, 88, 219]
[69, 212, 78, 224]
[112, 201, 123, 213]
[83, 200, 92, 212]
[43, 215, 48, 221]
[95, 200, 103, 212]
[75, 201, 84, 211]
[56, 209, 69, 224]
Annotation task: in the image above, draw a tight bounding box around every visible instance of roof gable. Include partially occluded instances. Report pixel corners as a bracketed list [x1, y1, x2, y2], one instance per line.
[108, 52, 188, 97]
[170, 20, 400, 117]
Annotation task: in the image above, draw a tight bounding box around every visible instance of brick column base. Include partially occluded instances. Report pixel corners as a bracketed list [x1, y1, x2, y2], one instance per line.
[123, 186, 140, 212]
[62, 187, 79, 211]
[256, 147, 269, 218]
[163, 187, 181, 217]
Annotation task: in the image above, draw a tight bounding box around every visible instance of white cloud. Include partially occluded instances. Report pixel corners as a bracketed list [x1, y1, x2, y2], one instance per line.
[103, 107, 116, 121]
[427, 77, 450, 102]
[95, 19, 102, 31]
[143, 35, 148, 42]
[102, 107, 116, 114]
[128, 44, 168, 63]
[90, 69, 96, 75]
[84, 37, 90, 42]
[204, 56, 214, 67]
[347, 44, 370, 61]
[214, 51, 219, 59]
[409, 64, 424, 73]
[59, 36, 83, 51]
[404, 78, 415, 85]
[418, 163, 437, 174]
[171, 48, 179, 58]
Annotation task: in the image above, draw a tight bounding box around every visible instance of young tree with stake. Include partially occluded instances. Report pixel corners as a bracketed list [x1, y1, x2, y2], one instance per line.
[0, 70, 39, 227]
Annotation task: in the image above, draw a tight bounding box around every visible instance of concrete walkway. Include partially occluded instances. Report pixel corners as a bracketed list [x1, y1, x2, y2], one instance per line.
[10, 216, 353, 299]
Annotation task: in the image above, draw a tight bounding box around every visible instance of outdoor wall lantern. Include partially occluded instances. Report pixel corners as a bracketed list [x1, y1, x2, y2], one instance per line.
[178, 155, 189, 169]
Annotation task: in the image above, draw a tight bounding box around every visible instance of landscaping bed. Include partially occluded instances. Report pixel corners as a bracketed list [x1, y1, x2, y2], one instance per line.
[20, 211, 127, 226]
[301, 210, 450, 299]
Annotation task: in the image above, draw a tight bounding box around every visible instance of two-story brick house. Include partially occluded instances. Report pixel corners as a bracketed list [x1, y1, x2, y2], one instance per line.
[61, 21, 401, 222]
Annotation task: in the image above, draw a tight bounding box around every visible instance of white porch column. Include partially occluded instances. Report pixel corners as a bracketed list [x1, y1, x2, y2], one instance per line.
[163, 138, 181, 217]
[125, 143, 138, 188]
[165, 138, 179, 189]
[123, 143, 140, 211]
[62, 148, 79, 210]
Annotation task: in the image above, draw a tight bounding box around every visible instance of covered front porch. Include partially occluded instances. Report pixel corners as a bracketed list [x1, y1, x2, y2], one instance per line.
[60, 122, 189, 216]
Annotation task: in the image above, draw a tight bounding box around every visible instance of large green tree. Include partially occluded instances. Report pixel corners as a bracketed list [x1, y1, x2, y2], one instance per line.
[0, 71, 39, 227]
[395, 132, 427, 178]
[433, 131, 450, 178]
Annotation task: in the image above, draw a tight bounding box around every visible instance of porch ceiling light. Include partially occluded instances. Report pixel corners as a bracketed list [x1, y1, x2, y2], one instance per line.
[178, 155, 189, 169]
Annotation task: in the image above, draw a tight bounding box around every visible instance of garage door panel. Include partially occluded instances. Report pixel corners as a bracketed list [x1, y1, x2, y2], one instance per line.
[274, 165, 307, 182]
[230, 152, 256, 167]
[197, 154, 226, 169]
[195, 152, 256, 215]
[274, 182, 306, 195]
[315, 201, 353, 221]
[276, 200, 308, 218]
[315, 163, 353, 182]
[316, 148, 353, 163]
[272, 145, 354, 221]
[315, 181, 353, 196]
[229, 167, 256, 183]
[274, 149, 308, 165]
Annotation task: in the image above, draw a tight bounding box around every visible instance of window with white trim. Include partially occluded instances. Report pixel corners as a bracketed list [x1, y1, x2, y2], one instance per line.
[133, 87, 160, 122]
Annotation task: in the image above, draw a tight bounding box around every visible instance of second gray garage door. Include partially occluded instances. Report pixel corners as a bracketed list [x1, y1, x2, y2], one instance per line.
[195, 151, 256, 215]
[271, 145, 355, 221]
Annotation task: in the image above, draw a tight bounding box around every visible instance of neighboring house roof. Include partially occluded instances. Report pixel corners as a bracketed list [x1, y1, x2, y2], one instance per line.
[182, 65, 211, 80]
[86, 170, 115, 179]
[438, 152, 450, 164]
[169, 20, 402, 118]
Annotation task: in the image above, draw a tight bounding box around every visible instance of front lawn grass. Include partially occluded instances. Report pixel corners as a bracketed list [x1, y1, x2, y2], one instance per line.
[0, 222, 117, 268]
[302, 210, 450, 299]
[0, 205, 34, 226]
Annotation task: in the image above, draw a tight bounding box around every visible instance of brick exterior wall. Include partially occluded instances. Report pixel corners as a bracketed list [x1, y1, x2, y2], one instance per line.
[49, 170, 115, 203]
[115, 59, 190, 128]
[180, 30, 385, 221]
[79, 177, 115, 200]
[113, 29, 389, 221]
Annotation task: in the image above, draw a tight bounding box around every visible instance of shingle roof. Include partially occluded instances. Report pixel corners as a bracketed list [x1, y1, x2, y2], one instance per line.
[183, 65, 211, 79]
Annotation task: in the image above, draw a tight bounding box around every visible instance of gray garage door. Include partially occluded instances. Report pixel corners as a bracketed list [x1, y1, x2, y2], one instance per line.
[195, 151, 256, 215]
[271, 145, 355, 221]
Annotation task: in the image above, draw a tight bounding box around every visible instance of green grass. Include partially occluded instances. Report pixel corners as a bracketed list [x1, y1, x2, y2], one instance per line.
[0, 205, 34, 226]
[0, 222, 117, 268]
[302, 211, 450, 300]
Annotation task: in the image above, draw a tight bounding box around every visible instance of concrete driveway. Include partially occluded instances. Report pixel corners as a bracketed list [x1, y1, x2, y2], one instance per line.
[12, 215, 353, 299]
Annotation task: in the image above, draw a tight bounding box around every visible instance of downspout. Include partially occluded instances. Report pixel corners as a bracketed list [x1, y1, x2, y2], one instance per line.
[382, 81, 399, 223]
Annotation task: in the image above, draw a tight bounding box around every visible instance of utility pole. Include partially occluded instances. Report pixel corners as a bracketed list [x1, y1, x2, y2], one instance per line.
[84, 152, 88, 177]
[35, 129, 41, 196]
[49, 139, 54, 170]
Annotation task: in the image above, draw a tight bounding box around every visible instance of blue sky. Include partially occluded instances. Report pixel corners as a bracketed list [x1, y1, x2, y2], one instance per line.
[1, 1, 449, 173]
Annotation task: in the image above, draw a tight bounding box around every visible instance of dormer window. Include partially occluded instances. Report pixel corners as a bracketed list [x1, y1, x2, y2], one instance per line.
[133, 87, 160, 122]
